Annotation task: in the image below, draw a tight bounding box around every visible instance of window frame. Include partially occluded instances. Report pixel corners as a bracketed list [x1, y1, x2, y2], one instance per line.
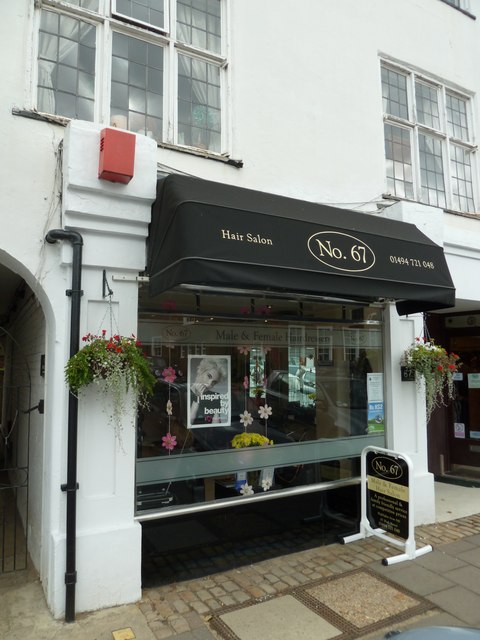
[33, 0, 228, 156]
[381, 61, 477, 214]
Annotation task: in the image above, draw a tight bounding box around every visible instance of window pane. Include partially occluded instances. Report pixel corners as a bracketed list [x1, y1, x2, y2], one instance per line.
[114, 0, 165, 30]
[64, 0, 99, 9]
[418, 134, 445, 208]
[136, 295, 383, 511]
[384, 124, 413, 199]
[381, 66, 408, 119]
[177, 0, 221, 54]
[177, 53, 221, 152]
[110, 32, 164, 141]
[446, 93, 469, 141]
[415, 81, 440, 130]
[37, 10, 96, 120]
[450, 143, 474, 212]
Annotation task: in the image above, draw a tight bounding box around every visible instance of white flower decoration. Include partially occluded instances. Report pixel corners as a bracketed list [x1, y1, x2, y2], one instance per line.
[261, 478, 272, 492]
[166, 400, 173, 416]
[240, 410, 253, 427]
[240, 483, 254, 496]
[258, 404, 272, 420]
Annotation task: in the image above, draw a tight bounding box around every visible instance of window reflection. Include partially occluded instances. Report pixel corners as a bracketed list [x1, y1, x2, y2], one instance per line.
[137, 294, 384, 511]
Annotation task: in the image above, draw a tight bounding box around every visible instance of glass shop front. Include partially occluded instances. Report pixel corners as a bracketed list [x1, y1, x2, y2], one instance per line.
[136, 291, 385, 515]
[136, 174, 455, 572]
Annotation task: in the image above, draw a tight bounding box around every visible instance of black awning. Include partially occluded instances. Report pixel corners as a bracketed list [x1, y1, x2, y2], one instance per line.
[147, 175, 455, 315]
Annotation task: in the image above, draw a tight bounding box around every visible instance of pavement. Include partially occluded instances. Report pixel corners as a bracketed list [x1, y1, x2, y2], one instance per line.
[1, 481, 480, 640]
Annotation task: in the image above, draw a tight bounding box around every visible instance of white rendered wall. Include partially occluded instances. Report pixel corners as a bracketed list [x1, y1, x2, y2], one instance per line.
[2, 0, 480, 616]
[42, 120, 157, 616]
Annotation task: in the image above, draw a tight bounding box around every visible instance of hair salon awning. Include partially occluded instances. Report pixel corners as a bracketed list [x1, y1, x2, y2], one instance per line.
[147, 175, 455, 315]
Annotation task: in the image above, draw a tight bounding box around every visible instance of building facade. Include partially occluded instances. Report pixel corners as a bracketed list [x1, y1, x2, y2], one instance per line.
[1, 0, 480, 619]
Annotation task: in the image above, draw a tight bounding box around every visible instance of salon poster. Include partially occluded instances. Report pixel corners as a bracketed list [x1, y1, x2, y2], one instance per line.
[367, 372, 385, 433]
[187, 355, 231, 428]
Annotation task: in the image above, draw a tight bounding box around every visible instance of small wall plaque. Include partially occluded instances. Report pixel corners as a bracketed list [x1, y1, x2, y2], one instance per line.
[401, 366, 415, 382]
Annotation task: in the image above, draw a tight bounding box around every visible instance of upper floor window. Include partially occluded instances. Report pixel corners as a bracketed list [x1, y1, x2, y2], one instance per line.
[381, 63, 476, 213]
[441, 0, 471, 11]
[36, 0, 225, 154]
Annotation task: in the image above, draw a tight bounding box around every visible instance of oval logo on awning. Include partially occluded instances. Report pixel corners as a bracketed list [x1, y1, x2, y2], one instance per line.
[371, 456, 404, 480]
[308, 231, 375, 273]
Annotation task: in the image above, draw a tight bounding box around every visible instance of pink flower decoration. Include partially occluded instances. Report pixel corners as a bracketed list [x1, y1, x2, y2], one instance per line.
[259, 305, 271, 315]
[240, 306, 250, 315]
[261, 346, 271, 354]
[162, 366, 177, 383]
[161, 300, 177, 311]
[237, 346, 251, 355]
[162, 433, 177, 451]
[243, 376, 249, 389]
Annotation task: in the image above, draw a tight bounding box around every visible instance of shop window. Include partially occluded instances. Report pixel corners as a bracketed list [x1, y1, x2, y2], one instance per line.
[35, 0, 226, 154]
[381, 62, 476, 213]
[136, 292, 385, 514]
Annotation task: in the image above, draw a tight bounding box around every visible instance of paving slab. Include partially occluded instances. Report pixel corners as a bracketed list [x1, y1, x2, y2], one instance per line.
[219, 595, 342, 640]
[369, 563, 454, 596]
[427, 585, 480, 627]
[444, 565, 480, 595]
[456, 547, 480, 569]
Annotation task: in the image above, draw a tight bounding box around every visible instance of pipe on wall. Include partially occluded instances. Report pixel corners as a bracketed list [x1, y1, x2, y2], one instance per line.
[45, 229, 83, 623]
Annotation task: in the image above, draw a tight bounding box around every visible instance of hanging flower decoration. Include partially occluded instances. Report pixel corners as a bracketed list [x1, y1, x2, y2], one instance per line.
[243, 376, 249, 390]
[65, 332, 156, 441]
[261, 346, 271, 355]
[240, 410, 253, 427]
[237, 346, 251, 355]
[166, 399, 173, 416]
[162, 366, 177, 383]
[239, 483, 254, 496]
[259, 305, 271, 316]
[161, 433, 177, 451]
[160, 300, 177, 311]
[261, 477, 273, 492]
[400, 337, 461, 421]
[258, 404, 272, 421]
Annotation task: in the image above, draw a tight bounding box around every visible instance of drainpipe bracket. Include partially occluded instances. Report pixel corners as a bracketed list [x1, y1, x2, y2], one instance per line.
[61, 483, 79, 492]
[66, 289, 84, 297]
[65, 571, 77, 586]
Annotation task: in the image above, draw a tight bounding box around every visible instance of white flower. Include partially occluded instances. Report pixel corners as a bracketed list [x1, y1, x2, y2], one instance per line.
[166, 400, 173, 416]
[240, 410, 253, 427]
[261, 478, 272, 492]
[258, 404, 272, 420]
[240, 483, 254, 495]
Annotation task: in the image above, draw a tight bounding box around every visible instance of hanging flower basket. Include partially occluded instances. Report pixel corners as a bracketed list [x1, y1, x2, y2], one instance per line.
[400, 338, 461, 421]
[65, 331, 156, 439]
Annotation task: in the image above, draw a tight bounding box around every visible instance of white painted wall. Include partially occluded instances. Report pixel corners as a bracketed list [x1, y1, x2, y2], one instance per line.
[2, 0, 480, 616]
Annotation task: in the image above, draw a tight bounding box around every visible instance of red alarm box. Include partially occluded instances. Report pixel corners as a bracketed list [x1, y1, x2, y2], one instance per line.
[98, 128, 136, 184]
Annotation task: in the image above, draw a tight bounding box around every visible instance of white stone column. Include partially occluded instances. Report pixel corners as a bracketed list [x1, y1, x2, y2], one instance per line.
[46, 120, 157, 616]
[383, 302, 435, 525]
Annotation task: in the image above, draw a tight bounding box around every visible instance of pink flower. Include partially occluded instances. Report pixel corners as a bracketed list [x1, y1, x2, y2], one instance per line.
[162, 366, 177, 383]
[162, 433, 177, 451]
[237, 346, 251, 355]
[243, 376, 249, 389]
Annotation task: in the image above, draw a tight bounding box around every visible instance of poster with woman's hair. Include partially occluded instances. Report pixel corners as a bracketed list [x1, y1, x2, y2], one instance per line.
[187, 355, 231, 428]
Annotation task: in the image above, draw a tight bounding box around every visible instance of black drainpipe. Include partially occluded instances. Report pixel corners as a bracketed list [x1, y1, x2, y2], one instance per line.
[45, 229, 83, 623]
